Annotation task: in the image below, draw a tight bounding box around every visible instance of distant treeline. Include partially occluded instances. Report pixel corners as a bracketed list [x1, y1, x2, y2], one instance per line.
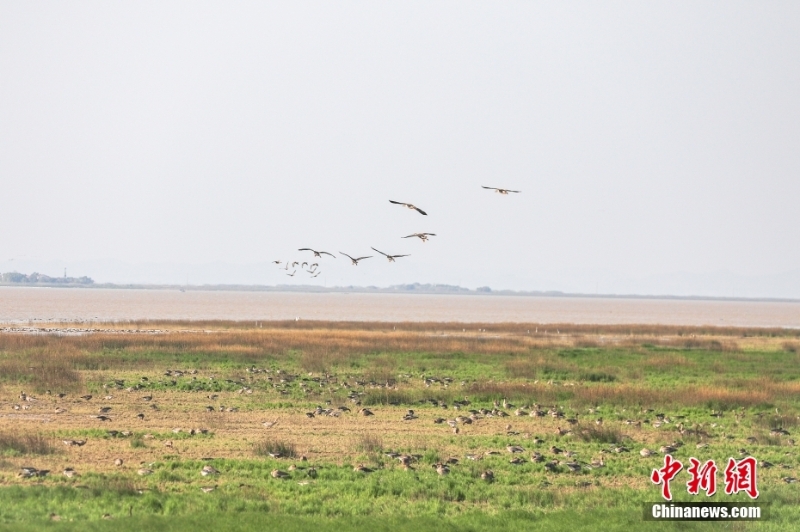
[0, 272, 94, 285]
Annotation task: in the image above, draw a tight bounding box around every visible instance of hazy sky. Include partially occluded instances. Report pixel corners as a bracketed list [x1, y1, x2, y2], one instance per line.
[1, 2, 799, 295]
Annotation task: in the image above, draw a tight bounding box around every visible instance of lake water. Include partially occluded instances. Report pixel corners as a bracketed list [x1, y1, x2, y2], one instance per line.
[0, 286, 798, 327]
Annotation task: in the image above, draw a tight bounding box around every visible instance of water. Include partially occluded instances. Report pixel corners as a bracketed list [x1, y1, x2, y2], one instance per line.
[1, 286, 798, 327]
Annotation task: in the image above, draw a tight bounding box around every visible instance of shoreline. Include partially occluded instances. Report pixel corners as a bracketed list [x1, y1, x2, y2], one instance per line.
[1, 283, 798, 304]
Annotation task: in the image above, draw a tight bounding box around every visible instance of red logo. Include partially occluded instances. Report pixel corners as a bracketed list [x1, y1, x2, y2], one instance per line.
[651, 455, 760, 500]
[724, 457, 759, 499]
[651, 455, 683, 501]
[687, 457, 717, 496]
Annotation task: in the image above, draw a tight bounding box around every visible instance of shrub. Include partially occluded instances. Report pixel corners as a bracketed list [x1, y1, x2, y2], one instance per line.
[254, 439, 296, 458]
[0, 432, 55, 455]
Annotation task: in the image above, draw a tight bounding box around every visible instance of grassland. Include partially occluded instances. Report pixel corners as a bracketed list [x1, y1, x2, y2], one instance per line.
[1, 321, 799, 531]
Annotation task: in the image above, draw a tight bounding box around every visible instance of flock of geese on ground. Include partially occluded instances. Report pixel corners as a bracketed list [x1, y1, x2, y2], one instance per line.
[11, 367, 800, 487]
[272, 186, 520, 278]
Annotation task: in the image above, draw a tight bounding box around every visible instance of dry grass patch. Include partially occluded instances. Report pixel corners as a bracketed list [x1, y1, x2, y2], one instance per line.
[353, 433, 383, 454]
[254, 438, 297, 458]
[0, 431, 55, 455]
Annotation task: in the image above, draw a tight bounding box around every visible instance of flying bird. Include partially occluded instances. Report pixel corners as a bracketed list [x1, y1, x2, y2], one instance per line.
[298, 248, 336, 258]
[482, 186, 521, 194]
[389, 200, 427, 215]
[272, 260, 282, 265]
[287, 271, 296, 277]
[371, 247, 410, 263]
[340, 252, 373, 265]
[311, 271, 321, 278]
[402, 233, 436, 242]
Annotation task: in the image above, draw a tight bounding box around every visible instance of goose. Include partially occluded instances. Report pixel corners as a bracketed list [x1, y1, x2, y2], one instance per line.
[640, 448, 655, 457]
[509, 456, 524, 465]
[563, 461, 582, 473]
[370, 248, 409, 262]
[402, 233, 436, 242]
[93, 415, 112, 422]
[137, 468, 153, 476]
[272, 260, 281, 265]
[80, 395, 92, 401]
[434, 463, 449, 476]
[98, 407, 112, 414]
[544, 461, 559, 472]
[389, 200, 427, 215]
[301, 262, 308, 268]
[482, 186, 520, 194]
[287, 271, 296, 277]
[311, 271, 321, 278]
[114, 458, 123, 466]
[340, 252, 373, 265]
[659, 445, 677, 454]
[353, 464, 375, 473]
[62, 468, 78, 478]
[201, 465, 219, 476]
[200, 486, 216, 493]
[506, 445, 525, 453]
[271, 469, 290, 479]
[481, 470, 494, 481]
[298, 248, 336, 258]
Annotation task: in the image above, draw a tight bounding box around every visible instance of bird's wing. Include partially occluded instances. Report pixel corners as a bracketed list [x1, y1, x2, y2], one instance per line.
[424, 233, 436, 236]
[388, 200, 405, 206]
[413, 206, 427, 215]
[371, 247, 388, 256]
[355, 256, 373, 261]
[508, 190, 521, 193]
[390, 254, 410, 258]
[298, 248, 314, 252]
[481, 186, 498, 190]
[320, 251, 336, 258]
[339, 252, 354, 260]
[402, 234, 417, 238]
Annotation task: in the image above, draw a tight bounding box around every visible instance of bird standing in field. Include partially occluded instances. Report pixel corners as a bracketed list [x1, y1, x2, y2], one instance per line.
[371, 248, 409, 263]
[389, 200, 427, 215]
[402, 233, 436, 242]
[298, 248, 336, 258]
[340, 252, 372, 265]
[482, 186, 521, 194]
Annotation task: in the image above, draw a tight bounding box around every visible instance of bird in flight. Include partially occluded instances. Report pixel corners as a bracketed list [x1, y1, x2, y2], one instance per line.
[340, 252, 373, 265]
[482, 186, 521, 194]
[287, 271, 296, 277]
[311, 271, 321, 278]
[403, 233, 436, 242]
[298, 248, 336, 258]
[272, 260, 282, 265]
[389, 200, 427, 215]
[371, 247, 410, 262]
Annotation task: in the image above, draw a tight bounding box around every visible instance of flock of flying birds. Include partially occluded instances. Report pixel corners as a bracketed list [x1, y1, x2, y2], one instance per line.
[272, 186, 520, 278]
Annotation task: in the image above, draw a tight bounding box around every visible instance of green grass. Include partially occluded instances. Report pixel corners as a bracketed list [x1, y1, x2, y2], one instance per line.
[2, 326, 800, 530]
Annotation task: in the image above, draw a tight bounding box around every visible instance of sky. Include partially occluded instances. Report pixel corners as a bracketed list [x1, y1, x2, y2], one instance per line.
[1, 2, 799, 297]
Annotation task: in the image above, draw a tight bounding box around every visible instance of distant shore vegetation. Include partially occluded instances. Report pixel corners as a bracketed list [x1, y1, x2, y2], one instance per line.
[0, 271, 94, 285]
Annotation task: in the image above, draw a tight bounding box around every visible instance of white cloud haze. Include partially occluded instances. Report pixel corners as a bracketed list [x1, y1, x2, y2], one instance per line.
[1, 2, 799, 297]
